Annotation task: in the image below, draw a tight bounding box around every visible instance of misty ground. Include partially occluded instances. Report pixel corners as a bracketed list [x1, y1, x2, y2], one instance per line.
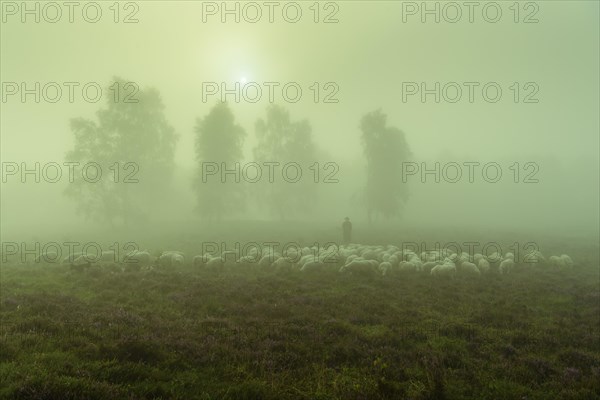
[0, 226, 599, 400]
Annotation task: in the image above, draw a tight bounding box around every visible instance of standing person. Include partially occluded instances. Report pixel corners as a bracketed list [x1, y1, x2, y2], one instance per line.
[342, 217, 352, 245]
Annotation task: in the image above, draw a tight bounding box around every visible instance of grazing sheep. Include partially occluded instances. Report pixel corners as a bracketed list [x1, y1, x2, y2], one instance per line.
[549, 255, 573, 269]
[459, 261, 480, 276]
[258, 254, 278, 269]
[300, 247, 311, 256]
[340, 259, 376, 275]
[297, 254, 318, 269]
[378, 261, 393, 276]
[300, 260, 324, 272]
[123, 250, 152, 267]
[473, 253, 484, 264]
[172, 254, 184, 267]
[158, 251, 184, 267]
[430, 261, 456, 278]
[499, 258, 515, 274]
[458, 252, 471, 265]
[71, 250, 118, 266]
[504, 252, 515, 260]
[319, 246, 340, 264]
[487, 252, 502, 264]
[345, 254, 360, 264]
[361, 250, 380, 261]
[403, 250, 418, 261]
[424, 251, 443, 263]
[421, 261, 440, 273]
[560, 254, 574, 268]
[478, 258, 490, 273]
[548, 255, 563, 268]
[272, 256, 295, 271]
[408, 256, 423, 271]
[523, 250, 545, 264]
[398, 260, 418, 272]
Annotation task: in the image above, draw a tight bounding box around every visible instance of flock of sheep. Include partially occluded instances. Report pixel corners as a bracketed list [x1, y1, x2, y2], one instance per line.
[33, 243, 576, 278]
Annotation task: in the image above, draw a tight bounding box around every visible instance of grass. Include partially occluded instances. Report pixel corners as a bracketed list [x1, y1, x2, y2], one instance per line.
[1, 250, 599, 399]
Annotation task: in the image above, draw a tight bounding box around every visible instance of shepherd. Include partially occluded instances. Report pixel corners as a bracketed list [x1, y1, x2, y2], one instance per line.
[342, 217, 352, 245]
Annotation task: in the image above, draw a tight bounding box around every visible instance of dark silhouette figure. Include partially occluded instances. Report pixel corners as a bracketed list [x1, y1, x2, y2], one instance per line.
[342, 217, 352, 245]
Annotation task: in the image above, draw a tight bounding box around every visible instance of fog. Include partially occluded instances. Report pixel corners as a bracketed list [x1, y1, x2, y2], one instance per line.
[1, 1, 599, 244]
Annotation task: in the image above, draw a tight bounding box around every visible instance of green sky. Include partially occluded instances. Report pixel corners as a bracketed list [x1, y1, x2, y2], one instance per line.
[1, 1, 598, 236]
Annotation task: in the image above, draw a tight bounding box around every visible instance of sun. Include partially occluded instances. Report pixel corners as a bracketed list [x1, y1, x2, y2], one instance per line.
[239, 76, 248, 84]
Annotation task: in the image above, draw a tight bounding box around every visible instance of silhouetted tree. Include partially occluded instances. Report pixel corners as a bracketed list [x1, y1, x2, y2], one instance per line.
[194, 102, 246, 221]
[253, 104, 318, 220]
[65, 77, 177, 226]
[360, 109, 411, 223]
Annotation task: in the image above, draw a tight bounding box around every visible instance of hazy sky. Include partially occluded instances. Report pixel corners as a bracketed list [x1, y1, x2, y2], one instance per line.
[1, 1, 599, 237]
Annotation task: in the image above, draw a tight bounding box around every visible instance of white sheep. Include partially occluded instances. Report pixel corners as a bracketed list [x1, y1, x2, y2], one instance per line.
[398, 260, 418, 272]
[549, 255, 573, 269]
[408, 256, 423, 271]
[458, 252, 471, 265]
[386, 245, 399, 252]
[345, 254, 360, 264]
[523, 250, 545, 265]
[297, 254, 317, 268]
[301, 247, 312, 256]
[319, 245, 340, 264]
[272, 256, 295, 271]
[258, 254, 278, 268]
[421, 261, 440, 273]
[504, 252, 515, 260]
[424, 251, 443, 263]
[361, 249, 380, 261]
[172, 254, 184, 267]
[340, 259, 376, 275]
[378, 261, 393, 276]
[300, 260, 323, 272]
[403, 250, 418, 261]
[430, 261, 456, 277]
[459, 261, 480, 276]
[548, 255, 563, 268]
[486, 252, 503, 264]
[560, 254, 574, 268]
[158, 251, 184, 267]
[123, 250, 152, 267]
[477, 258, 490, 273]
[473, 253, 484, 264]
[499, 258, 514, 274]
